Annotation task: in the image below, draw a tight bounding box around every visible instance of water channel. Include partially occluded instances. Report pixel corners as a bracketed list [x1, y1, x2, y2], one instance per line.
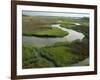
[23, 24, 85, 47]
[23, 23, 89, 66]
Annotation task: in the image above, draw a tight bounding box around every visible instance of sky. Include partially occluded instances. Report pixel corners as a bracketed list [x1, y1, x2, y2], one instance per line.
[22, 11, 89, 18]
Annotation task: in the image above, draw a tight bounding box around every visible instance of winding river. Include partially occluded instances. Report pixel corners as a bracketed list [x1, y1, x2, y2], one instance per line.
[23, 23, 89, 66]
[23, 24, 84, 47]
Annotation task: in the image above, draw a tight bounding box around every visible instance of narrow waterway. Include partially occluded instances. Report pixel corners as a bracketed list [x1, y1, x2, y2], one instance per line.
[23, 23, 88, 66]
[23, 24, 85, 47]
[72, 58, 89, 66]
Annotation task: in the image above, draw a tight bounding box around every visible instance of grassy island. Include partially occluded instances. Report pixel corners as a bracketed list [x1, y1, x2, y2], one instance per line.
[22, 15, 89, 69]
[23, 27, 69, 37]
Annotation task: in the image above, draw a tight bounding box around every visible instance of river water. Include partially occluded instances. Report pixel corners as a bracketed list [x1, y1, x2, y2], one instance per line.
[23, 24, 84, 47]
[23, 24, 89, 66]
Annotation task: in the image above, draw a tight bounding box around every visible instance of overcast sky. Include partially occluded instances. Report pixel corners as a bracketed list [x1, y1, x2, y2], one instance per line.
[22, 11, 89, 17]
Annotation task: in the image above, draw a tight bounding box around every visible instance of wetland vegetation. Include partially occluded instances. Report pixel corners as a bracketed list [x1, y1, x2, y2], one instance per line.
[22, 12, 89, 69]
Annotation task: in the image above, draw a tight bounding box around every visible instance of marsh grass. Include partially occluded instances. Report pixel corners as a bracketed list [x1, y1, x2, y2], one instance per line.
[22, 39, 89, 68]
[22, 15, 89, 68]
[23, 27, 69, 37]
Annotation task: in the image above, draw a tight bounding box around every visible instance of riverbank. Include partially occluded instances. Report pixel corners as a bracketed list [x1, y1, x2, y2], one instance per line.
[22, 39, 89, 68]
[22, 16, 89, 69]
[23, 27, 69, 37]
[22, 24, 84, 47]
